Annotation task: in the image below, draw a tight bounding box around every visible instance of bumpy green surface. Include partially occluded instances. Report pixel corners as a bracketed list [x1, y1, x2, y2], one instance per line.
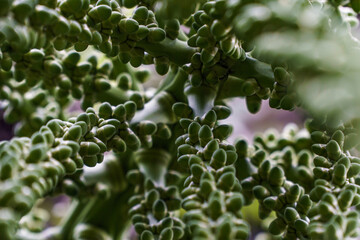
[1, 0, 360, 239]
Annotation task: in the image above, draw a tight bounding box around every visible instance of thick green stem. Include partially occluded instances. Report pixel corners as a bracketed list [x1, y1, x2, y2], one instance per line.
[185, 84, 218, 117]
[216, 76, 246, 100]
[59, 198, 92, 239]
[134, 149, 171, 186]
[131, 91, 176, 124]
[95, 85, 130, 106]
[137, 38, 196, 66]
[229, 56, 275, 88]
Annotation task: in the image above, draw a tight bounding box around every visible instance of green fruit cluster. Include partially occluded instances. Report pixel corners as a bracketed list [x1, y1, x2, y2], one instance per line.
[127, 153, 185, 240]
[236, 125, 313, 239]
[0, 101, 146, 239]
[185, 0, 246, 88]
[174, 104, 250, 239]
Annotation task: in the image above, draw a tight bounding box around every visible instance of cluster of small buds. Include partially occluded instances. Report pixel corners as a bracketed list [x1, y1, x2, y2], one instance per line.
[184, 0, 246, 87]
[236, 125, 313, 239]
[1, 47, 150, 135]
[174, 103, 250, 239]
[269, 67, 299, 111]
[0, 101, 147, 239]
[0, 0, 168, 81]
[0, 82, 62, 136]
[305, 119, 360, 239]
[127, 149, 184, 240]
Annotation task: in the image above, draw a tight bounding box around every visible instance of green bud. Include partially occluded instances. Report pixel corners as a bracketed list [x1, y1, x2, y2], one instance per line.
[148, 28, 166, 42]
[210, 149, 227, 170]
[159, 228, 173, 240]
[108, 135, 126, 152]
[116, 73, 132, 90]
[154, 57, 169, 75]
[335, 156, 350, 170]
[52, 145, 73, 160]
[208, 196, 223, 220]
[141, 230, 154, 240]
[246, 94, 262, 114]
[326, 140, 342, 161]
[286, 184, 301, 203]
[225, 151, 237, 165]
[198, 125, 213, 147]
[325, 223, 342, 240]
[333, 164, 347, 186]
[314, 156, 332, 168]
[26, 144, 47, 163]
[242, 79, 259, 96]
[83, 155, 98, 167]
[122, 18, 139, 33]
[313, 167, 331, 180]
[268, 218, 286, 235]
[268, 166, 285, 186]
[213, 105, 231, 120]
[190, 164, 205, 183]
[53, 17, 71, 36]
[90, 31, 102, 45]
[217, 172, 235, 192]
[311, 131, 330, 143]
[137, 121, 157, 136]
[153, 199, 167, 220]
[96, 125, 116, 142]
[46, 119, 63, 137]
[187, 122, 200, 144]
[201, 110, 217, 127]
[284, 207, 299, 223]
[253, 185, 269, 200]
[157, 217, 173, 232]
[338, 189, 354, 211]
[200, 47, 217, 64]
[251, 149, 266, 167]
[263, 196, 277, 210]
[332, 130, 344, 149]
[134, 222, 149, 234]
[214, 124, 232, 141]
[216, 219, 232, 239]
[79, 142, 100, 156]
[88, 5, 112, 21]
[348, 163, 360, 178]
[295, 219, 308, 233]
[113, 104, 126, 122]
[199, 179, 214, 199]
[133, 6, 148, 24]
[273, 67, 290, 85]
[61, 158, 77, 174]
[124, 101, 137, 121]
[210, 20, 227, 39]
